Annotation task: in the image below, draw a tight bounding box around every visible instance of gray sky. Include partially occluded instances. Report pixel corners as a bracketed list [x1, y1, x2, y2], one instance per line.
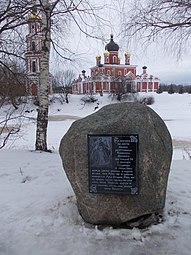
[50, 0, 191, 85]
[52, 31, 191, 85]
[1, 0, 190, 84]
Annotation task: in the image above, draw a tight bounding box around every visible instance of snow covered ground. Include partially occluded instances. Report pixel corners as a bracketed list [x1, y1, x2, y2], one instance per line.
[0, 93, 191, 255]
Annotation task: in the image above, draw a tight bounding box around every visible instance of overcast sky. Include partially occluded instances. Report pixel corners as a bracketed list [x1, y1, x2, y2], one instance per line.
[1, 0, 190, 84]
[52, 31, 191, 85]
[50, 0, 191, 85]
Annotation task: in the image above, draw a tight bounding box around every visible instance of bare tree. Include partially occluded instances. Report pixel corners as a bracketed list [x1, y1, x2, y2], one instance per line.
[52, 69, 75, 102]
[0, 1, 32, 67]
[112, 76, 134, 101]
[0, 61, 26, 109]
[0, 60, 28, 149]
[35, 0, 51, 151]
[0, 110, 23, 149]
[0, 1, 32, 149]
[53, 69, 76, 87]
[122, 0, 191, 56]
[35, 0, 105, 151]
[1, 0, 107, 151]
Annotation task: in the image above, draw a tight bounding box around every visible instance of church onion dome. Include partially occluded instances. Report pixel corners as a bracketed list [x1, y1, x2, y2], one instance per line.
[125, 51, 131, 56]
[104, 50, 110, 56]
[28, 10, 41, 21]
[105, 34, 119, 52]
[96, 54, 101, 59]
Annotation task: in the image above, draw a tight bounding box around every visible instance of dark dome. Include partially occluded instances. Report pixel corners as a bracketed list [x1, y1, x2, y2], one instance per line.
[105, 34, 119, 52]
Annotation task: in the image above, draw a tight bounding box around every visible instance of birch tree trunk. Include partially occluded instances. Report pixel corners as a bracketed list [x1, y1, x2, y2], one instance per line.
[35, 0, 51, 151]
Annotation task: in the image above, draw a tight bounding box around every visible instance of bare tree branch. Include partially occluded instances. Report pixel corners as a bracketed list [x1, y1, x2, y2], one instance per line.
[121, 0, 191, 57]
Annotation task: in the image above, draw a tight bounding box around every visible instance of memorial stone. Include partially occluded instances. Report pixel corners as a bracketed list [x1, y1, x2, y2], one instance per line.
[59, 102, 172, 226]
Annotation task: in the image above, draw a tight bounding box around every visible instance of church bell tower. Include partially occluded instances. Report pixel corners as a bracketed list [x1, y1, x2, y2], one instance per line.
[25, 6, 42, 96]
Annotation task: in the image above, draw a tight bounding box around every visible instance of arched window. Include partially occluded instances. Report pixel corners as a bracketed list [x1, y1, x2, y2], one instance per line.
[37, 25, 40, 32]
[113, 56, 117, 63]
[31, 25, 35, 33]
[31, 41, 36, 51]
[107, 70, 111, 75]
[32, 61, 36, 72]
[118, 71, 122, 76]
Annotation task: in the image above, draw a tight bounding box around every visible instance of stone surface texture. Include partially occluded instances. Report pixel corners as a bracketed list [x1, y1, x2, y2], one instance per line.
[59, 102, 172, 225]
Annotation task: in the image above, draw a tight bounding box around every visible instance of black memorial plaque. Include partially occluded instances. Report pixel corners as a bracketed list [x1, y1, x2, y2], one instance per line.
[88, 135, 139, 195]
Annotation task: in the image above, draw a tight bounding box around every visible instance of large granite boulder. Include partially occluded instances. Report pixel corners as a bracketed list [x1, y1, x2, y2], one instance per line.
[59, 102, 172, 226]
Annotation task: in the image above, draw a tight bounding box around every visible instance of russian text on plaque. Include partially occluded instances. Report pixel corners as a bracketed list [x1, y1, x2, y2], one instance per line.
[88, 135, 139, 195]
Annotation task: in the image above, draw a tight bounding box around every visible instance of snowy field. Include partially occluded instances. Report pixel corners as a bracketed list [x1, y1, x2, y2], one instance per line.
[0, 93, 191, 255]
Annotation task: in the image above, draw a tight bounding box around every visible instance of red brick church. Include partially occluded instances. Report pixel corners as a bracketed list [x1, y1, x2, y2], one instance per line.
[72, 34, 160, 94]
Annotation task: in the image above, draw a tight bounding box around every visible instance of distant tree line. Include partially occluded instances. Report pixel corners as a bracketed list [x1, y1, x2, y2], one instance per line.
[158, 84, 191, 94]
[52, 69, 75, 94]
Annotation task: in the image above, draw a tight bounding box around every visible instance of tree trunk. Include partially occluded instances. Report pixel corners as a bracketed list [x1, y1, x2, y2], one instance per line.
[35, 0, 51, 151]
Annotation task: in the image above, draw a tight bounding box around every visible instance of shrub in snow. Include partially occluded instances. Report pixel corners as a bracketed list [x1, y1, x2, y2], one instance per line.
[109, 92, 139, 102]
[109, 93, 155, 105]
[157, 86, 163, 94]
[168, 85, 175, 94]
[48, 94, 66, 105]
[184, 148, 191, 160]
[33, 96, 39, 106]
[121, 93, 139, 102]
[81, 95, 98, 103]
[178, 86, 184, 94]
[138, 96, 155, 105]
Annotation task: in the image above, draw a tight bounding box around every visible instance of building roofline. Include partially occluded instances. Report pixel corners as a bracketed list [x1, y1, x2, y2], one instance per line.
[90, 64, 138, 70]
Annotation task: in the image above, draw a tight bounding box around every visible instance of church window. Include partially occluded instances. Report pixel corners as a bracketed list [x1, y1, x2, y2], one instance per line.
[31, 25, 35, 33]
[31, 41, 36, 51]
[106, 57, 109, 63]
[37, 25, 40, 31]
[113, 56, 117, 63]
[107, 70, 111, 75]
[32, 61, 36, 72]
[118, 71, 122, 76]
[149, 82, 152, 89]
